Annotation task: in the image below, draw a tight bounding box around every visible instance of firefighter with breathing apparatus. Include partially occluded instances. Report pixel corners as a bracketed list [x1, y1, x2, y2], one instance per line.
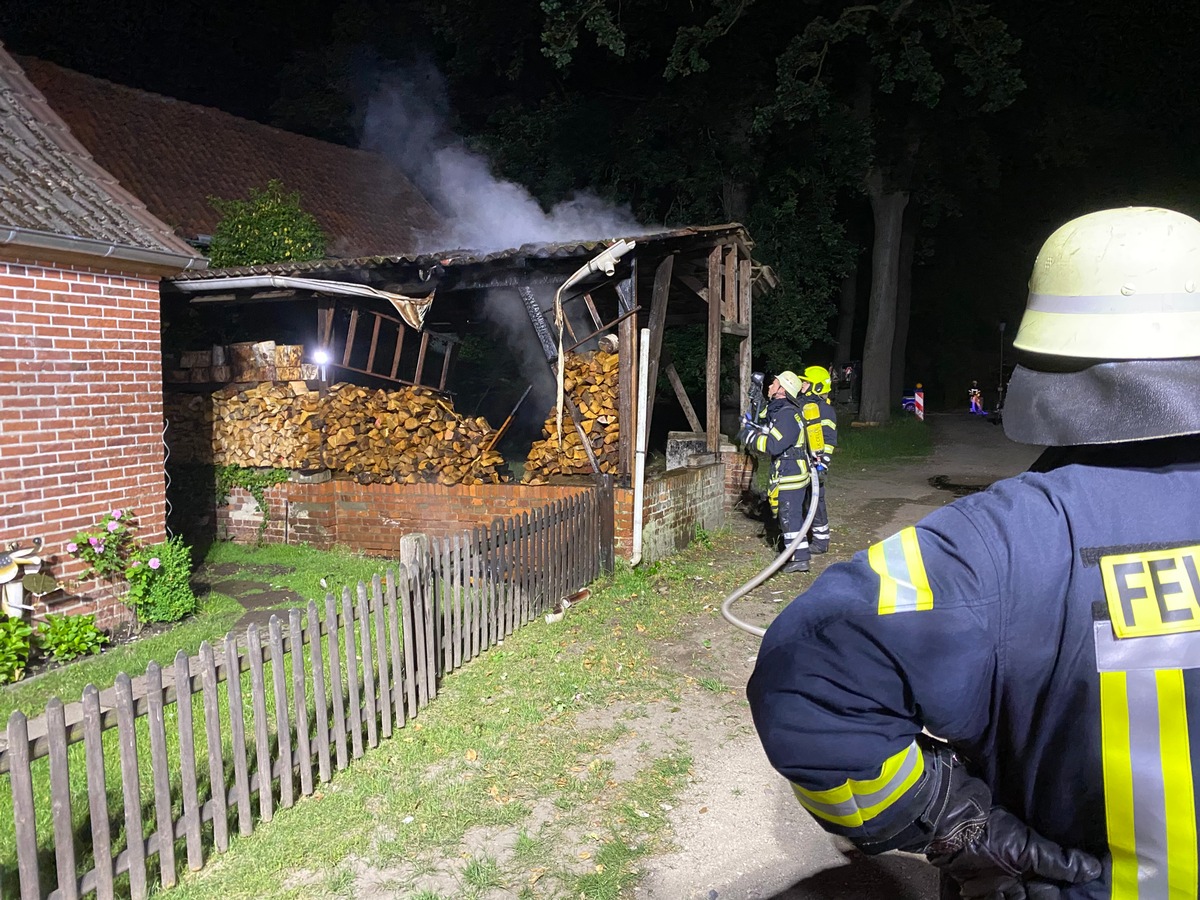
[738, 370, 825, 574]
[744, 206, 1200, 898]
[799, 365, 836, 554]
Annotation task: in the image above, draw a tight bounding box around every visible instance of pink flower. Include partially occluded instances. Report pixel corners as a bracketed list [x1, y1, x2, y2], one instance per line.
[66, 542, 77, 553]
[130, 560, 141, 568]
[88, 537, 100, 547]
[149, 558, 161, 570]
[96, 541, 105, 554]
[112, 509, 124, 519]
[107, 520, 119, 532]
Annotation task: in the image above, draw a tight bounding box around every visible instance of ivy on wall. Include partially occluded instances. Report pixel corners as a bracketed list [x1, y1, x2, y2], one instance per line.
[215, 466, 290, 540]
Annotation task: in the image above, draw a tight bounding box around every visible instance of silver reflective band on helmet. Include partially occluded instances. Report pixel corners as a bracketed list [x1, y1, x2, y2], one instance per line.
[1013, 207, 1200, 360]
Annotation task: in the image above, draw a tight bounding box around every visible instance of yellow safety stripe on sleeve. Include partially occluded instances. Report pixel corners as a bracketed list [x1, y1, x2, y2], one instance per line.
[769, 426, 784, 440]
[791, 740, 924, 828]
[752, 434, 768, 453]
[868, 527, 934, 614]
[1101, 668, 1198, 899]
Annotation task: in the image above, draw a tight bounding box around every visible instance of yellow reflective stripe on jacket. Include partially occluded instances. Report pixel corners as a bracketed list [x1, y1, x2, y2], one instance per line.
[868, 527, 933, 614]
[791, 740, 923, 828]
[1101, 668, 1198, 899]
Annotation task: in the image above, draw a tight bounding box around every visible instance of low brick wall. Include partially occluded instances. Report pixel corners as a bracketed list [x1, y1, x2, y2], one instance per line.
[217, 478, 594, 556]
[214, 458, 731, 565]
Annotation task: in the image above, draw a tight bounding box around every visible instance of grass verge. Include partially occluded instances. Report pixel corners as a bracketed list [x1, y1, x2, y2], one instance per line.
[2, 532, 767, 899]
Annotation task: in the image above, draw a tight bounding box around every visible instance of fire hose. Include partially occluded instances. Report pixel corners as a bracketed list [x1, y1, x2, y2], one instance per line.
[720, 470, 820, 638]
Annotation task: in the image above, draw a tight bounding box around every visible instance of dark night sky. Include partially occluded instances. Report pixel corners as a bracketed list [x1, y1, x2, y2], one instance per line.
[5, 1, 1200, 405]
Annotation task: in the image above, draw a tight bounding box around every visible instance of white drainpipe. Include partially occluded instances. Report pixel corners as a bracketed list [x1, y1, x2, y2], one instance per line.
[629, 327, 651, 567]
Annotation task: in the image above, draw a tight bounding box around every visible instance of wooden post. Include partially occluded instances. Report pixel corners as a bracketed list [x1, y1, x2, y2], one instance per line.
[224, 633, 254, 835]
[145, 663, 176, 886]
[706, 246, 722, 451]
[198, 642, 229, 852]
[738, 256, 753, 418]
[114, 673, 148, 898]
[45, 699, 79, 899]
[173, 652, 203, 870]
[246, 625, 274, 821]
[268, 616, 294, 807]
[308, 600, 333, 782]
[289, 608, 313, 795]
[596, 474, 615, 574]
[8, 710, 39, 900]
[616, 269, 637, 478]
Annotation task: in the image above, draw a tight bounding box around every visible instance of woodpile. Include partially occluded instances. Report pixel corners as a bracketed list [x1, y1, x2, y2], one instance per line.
[165, 382, 509, 485]
[523, 348, 620, 482]
[166, 341, 318, 384]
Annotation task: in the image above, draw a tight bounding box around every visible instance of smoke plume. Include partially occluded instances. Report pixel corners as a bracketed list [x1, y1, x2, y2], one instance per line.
[360, 61, 646, 253]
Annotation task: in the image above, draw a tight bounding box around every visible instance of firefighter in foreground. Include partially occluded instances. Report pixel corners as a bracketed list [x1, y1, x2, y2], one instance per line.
[748, 206, 1200, 899]
[800, 365, 837, 553]
[739, 371, 824, 574]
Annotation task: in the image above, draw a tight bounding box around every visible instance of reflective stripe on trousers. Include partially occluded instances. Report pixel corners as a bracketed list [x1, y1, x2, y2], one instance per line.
[1100, 668, 1198, 898]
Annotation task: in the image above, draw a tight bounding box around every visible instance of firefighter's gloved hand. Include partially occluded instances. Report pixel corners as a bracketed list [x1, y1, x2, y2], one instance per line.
[926, 753, 1101, 899]
[812, 452, 830, 473]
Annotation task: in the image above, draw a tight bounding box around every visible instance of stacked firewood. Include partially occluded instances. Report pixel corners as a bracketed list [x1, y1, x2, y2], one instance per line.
[321, 383, 506, 484]
[165, 382, 508, 485]
[165, 341, 318, 384]
[523, 349, 621, 482]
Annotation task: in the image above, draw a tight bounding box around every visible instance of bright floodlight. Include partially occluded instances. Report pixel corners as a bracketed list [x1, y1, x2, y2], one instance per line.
[313, 348, 330, 365]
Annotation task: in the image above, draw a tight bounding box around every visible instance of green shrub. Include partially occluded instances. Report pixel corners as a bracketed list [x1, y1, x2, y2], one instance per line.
[208, 180, 326, 267]
[36, 613, 107, 662]
[126, 537, 198, 623]
[0, 615, 35, 684]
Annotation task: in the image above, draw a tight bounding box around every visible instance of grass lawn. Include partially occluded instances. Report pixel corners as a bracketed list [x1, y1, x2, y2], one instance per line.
[2, 534, 765, 899]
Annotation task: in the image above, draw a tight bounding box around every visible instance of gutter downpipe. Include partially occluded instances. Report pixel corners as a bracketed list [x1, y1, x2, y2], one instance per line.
[629, 327, 651, 567]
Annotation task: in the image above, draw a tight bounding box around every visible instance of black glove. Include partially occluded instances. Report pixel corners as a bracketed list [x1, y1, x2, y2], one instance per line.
[923, 750, 1102, 900]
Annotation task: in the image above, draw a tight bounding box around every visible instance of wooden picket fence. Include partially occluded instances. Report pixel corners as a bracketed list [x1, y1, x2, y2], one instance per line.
[1, 486, 611, 900]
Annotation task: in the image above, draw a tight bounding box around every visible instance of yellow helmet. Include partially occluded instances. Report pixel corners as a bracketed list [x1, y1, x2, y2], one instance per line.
[1004, 206, 1200, 446]
[802, 365, 832, 395]
[776, 370, 803, 398]
[1014, 206, 1200, 358]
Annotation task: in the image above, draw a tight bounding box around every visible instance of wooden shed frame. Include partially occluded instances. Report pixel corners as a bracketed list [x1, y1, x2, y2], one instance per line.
[163, 223, 776, 482]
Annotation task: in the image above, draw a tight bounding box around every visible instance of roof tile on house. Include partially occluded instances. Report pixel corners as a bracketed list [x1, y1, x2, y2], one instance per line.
[18, 56, 442, 259]
[0, 45, 199, 257]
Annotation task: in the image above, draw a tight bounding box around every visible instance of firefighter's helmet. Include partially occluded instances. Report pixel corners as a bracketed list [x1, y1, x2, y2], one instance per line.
[1004, 206, 1200, 446]
[776, 371, 803, 399]
[802, 366, 832, 395]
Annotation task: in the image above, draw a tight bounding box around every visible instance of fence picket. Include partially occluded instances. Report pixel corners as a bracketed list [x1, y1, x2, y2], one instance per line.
[113, 674, 148, 899]
[372, 576, 392, 738]
[385, 570, 406, 727]
[82, 684, 115, 896]
[422, 555, 438, 703]
[342, 589, 363, 758]
[45, 699, 78, 900]
[325, 594, 348, 771]
[308, 600, 332, 783]
[174, 651, 204, 871]
[224, 634, 253, 836]
[144, 663, 176, 887]
[246, 624, 274, 822]
[268, 616, 294, 807]
[400, 566, 418, 713]
[450, 534, 464, 668]
[198, 643, 229, 852]
[289, 608, 313, 796]
[357, 584, 378, 749]
[435, 538, 449, 672]
[8, 711, 39, 900]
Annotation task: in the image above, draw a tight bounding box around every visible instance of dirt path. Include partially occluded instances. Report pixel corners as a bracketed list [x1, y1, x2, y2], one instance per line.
[632, 412, 1043, 900]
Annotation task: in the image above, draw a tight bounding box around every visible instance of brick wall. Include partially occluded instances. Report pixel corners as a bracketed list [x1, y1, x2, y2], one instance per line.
[216, 478, 594, 555]
[0, 257, 167, 629]
[629, 462, 726, 564]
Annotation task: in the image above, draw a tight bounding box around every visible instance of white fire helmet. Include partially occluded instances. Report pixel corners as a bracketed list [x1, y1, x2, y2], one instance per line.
[1004, 206, 1200, 446]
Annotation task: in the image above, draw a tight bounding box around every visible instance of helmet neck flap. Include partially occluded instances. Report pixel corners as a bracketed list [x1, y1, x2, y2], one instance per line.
[1003, 357, 1200, 446]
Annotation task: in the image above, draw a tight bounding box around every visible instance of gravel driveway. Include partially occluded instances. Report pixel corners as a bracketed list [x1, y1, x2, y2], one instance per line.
[633, 412, 1043, 900]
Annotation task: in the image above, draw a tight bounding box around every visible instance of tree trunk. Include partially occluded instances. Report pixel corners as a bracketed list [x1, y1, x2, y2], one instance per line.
[858, 174, 909, 424]
[834, 270, 857, 369]
[889, 206, 917, 405]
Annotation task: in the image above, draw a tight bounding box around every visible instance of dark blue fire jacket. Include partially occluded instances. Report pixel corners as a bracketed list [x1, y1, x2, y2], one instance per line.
[747, 438, 1200, 899]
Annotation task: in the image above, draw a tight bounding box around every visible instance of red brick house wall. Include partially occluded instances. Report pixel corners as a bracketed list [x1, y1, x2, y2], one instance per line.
[0, 257, 168, 629]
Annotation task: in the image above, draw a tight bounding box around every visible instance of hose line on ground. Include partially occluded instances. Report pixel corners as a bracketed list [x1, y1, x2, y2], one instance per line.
[720, 470, 820, 638]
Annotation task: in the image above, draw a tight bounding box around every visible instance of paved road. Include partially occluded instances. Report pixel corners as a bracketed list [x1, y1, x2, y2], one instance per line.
[636, 412, 1042, 900]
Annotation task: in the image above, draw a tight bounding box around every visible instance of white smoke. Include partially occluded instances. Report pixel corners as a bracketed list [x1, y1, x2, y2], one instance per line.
[360, 61, 646, 253]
